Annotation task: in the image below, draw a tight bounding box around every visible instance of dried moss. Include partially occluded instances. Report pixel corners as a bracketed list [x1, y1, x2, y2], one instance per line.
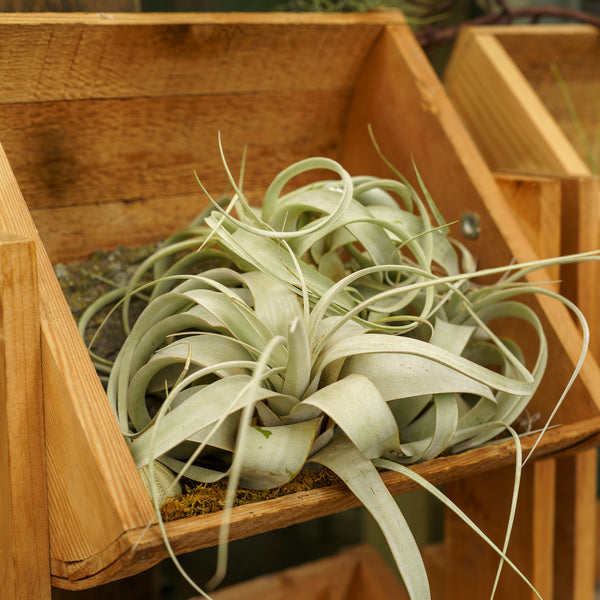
[161, 467, 341, 522]
[54, 244, 159, 361]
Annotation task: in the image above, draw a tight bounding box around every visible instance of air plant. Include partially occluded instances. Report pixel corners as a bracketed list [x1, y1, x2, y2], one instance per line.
[80, 139, 595, 599]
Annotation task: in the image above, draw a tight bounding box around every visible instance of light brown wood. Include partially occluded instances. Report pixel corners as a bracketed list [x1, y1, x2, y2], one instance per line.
[196, 544, 406, 600]
[0, 13, 396, 104]
[559, 177, 600, 359]
[495, 173, 562, 285]
[553, 449, 597, 600]
[444, 459, 556, 600]
[444, 29, 590, 177]
[0, 233, 50, 599]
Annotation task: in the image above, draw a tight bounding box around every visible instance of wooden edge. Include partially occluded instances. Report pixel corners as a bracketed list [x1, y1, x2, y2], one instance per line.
[0, 143, 155, 556]
[51, 417, 600, 590]
[444, 27, 590, 176]
[0, 233, 51, 600]
[460, 23, 599, 39]
[494, 172, 562, 285]
[0, 10, 407, 26]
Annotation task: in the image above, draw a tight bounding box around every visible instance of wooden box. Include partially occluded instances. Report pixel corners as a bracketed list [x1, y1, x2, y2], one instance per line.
[444, 24, 600, 354]
[1, 13, 600, 593]
[444, 24, 599, 178]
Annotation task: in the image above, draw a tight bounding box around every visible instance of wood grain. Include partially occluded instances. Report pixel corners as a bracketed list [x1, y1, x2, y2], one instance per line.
[445, 29, 590, 177]
[0, 0, 140, 9]
[495, 173, 562, 285]
[0, 233, 50, 599]
[445, 459, 556, 599]
[0, 13, 394, 103]
[0, 91, 347, 210]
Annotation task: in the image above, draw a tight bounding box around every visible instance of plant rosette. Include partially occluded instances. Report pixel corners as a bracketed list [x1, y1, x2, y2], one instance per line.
[81, 140, 597, 600]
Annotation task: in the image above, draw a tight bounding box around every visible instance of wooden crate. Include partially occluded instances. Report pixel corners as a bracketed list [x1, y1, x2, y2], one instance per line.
[444, 24, 600, 356]
[1, 12, 600, 595]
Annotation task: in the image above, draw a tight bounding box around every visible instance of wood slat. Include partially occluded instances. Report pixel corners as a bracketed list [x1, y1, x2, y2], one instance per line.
[445, 459, 556, 599]
[0, 91, 348, 212]
[495, 173, 562, 285]
[0, 13, 396, 104]
[0, 233, 50, 599]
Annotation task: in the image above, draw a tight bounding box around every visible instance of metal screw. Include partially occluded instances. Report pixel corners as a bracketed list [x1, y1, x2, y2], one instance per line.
[460, 212, 480, 240]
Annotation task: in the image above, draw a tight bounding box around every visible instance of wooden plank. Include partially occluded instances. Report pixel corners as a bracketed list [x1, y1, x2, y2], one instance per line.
[0, 91, 347, 212]
[481, 24, 600, 60]
[553, 449, 597, 600]
[444, 29, 589, 177]
[495, 173, 562, 285]
[0, 13, 397, 104]
[552, 176, 599, 600]
[559, 177, 600, 359]
[444, 459, 556, 600]
[0, 233, 50, 599]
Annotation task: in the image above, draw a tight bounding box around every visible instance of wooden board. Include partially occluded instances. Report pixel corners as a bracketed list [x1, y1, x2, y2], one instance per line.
[0, 13, 598, 591]
[205, 544, 407, 600]
[0, 233, 50, 600]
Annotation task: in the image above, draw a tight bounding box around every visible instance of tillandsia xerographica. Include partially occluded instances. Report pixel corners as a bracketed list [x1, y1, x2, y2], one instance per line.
[80, 138, 597, 600]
